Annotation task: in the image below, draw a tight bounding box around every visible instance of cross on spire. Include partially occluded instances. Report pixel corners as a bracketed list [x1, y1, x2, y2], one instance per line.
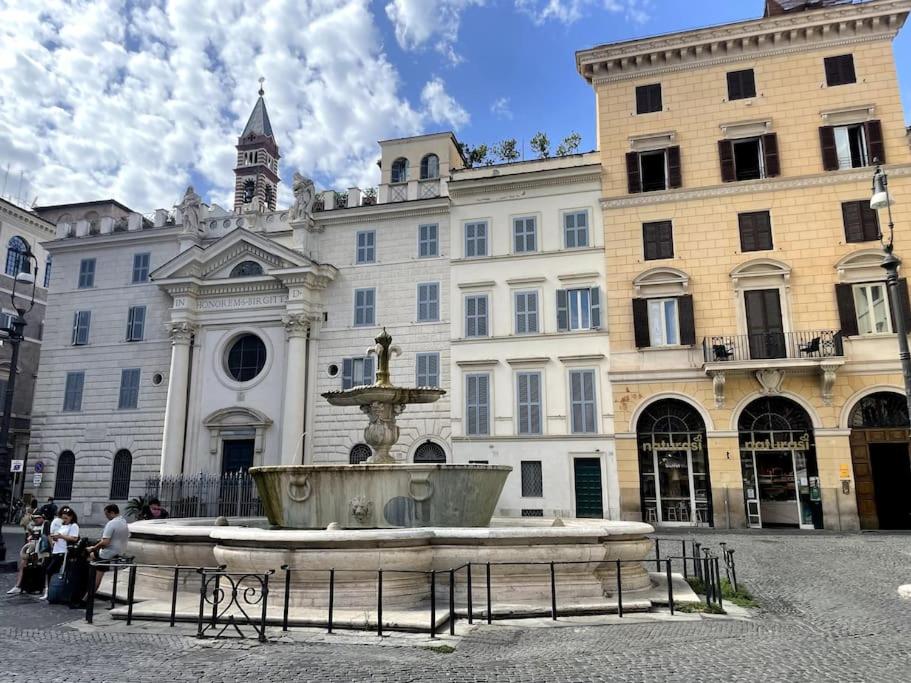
[258, 76, 265, 97]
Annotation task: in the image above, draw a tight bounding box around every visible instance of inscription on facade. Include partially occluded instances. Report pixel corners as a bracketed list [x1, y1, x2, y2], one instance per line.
[194, 294, 289, 311]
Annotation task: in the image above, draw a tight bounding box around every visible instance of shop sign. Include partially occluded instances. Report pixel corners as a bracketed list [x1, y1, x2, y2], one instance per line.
[839, 464, 850, 479]
[742, 433, 811, 452]
[642, 434, 703, 452]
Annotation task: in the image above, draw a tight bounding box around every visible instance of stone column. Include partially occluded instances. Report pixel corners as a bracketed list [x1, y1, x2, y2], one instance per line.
[281, 314, 311, 466]
[160, 322, 195, 476]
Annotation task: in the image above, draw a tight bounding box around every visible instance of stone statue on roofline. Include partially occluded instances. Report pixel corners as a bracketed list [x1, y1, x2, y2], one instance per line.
[177, 185, 203, 233]
[291, 172, 315, 221]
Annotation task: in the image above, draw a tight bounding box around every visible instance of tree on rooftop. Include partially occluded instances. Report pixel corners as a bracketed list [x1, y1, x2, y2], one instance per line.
[530, 132, 551, 158]
[556, 132, 582, 157]
[494, 138, 520, 162]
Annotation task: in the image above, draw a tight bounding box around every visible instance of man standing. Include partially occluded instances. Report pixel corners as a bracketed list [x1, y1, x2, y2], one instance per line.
[88, 504, 130, 591]
[38, 497, 57, 521]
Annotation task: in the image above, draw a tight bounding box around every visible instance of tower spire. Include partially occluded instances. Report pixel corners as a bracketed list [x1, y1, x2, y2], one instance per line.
[258, 76, 265, 97]
[233, 80, 280, 213]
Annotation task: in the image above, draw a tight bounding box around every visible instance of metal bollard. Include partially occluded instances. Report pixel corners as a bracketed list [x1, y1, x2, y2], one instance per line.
[110, 565, 119, 610]
[170, 567, 180, 627]
[666, 559, 675, 616]
[282, 566, 291, 632]
[126, 565, 137, 625]
[376, 570, 383, 637]
[466, 563, 473, 625]
[327, 569, 335, 634]
[449, 568, 456, 636]
[430, 570, 436, 638]
[550, 562, 558, 621]
[486, 562, 492, 625]
[85, 565, 97, 623]
[714, 557, 724, 610]
[259, 574, 269, 643]
[196, 572, 207, 639]
[616, 559, 623, 618]
[681, 540, 688, 579]
[655, 538, 661, 572]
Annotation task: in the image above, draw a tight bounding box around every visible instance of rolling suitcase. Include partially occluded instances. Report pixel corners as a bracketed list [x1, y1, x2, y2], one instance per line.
[20, 561, 45, 594]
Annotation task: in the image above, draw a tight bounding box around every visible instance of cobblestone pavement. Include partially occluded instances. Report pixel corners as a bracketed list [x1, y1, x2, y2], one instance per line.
[1, 529, 910, 682]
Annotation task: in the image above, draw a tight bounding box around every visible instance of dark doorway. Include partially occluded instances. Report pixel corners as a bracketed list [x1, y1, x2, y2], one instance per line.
[755, 452, 799, 528]
[222, 439, 255, 474]
[870, 443, 911, 529]
[574, 458, 604, 518]
[744, 288, 785, 359]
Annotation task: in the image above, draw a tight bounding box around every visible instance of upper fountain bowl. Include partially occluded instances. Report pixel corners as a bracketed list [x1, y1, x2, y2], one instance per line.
[322, 385, 445, 407]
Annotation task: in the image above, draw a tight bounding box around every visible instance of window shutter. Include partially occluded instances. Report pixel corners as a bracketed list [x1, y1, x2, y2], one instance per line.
[819, 126, 838, 171]
[865, 119, 885, 164]
[632, 298, 651, 348]
[835, 284, 859, 336]
[862, 204, 880, 242]
[893, 278, 911, 332]
[477, 296, 488, 336]
[678, 294, 696, 346]
[643, 224, 657, 260]
[364, 357, 375, 384]
[824, 57, 839, 86]
[660, 221, 674, 258]
[738, 213, 756, 252]
[590, 287, 602, 329]
[556, 289, 569, 331]
[72, 312, 80, 345]
[626, 152, 642, 194]
[666, 146, 682, 189]
[762, 133, 780, 178]
[841, 202, 864, 243]
[342, 358, 353, 389]
[528, 293, 538, 333]
[478, 375, 489, 435]
[718, 140, 735, 182]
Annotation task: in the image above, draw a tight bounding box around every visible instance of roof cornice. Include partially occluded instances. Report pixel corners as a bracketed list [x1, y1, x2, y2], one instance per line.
[576, 0, 911, 85]
[449, 166, 601, 198]
[0, 200, 56, 235]
[43, 227, 180, 252]
[314, 197, 449, 226]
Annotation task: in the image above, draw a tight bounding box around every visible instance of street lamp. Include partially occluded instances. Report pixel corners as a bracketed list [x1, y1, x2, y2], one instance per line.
[0, 247, 39, 563]
[870, 162, 911, 422]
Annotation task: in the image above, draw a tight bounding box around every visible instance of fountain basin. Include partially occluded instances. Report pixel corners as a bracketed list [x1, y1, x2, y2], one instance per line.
[250, 464, 511, 529]
[322, 385, 445, 407]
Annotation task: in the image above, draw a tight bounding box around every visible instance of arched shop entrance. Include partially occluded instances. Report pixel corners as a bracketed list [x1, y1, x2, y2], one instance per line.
[738, 397, 822, 529]
[849, 392, 911, 530]
[637, 399, 713, 527]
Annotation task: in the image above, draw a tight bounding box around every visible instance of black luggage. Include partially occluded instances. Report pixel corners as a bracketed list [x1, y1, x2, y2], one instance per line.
[20, 561, 45, 594]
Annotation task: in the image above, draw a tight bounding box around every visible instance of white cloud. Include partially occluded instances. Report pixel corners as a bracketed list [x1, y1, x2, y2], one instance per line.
[385, 0, 485, 65]
[490, 97, 513, 120]
[421, 77, 470, 130]
[0, 0, 471, 212]
[514, 0, 650, 25]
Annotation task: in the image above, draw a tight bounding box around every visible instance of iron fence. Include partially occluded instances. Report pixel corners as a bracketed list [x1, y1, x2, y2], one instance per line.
[703, 329, 843, 363]
[144, 472, 263, 518]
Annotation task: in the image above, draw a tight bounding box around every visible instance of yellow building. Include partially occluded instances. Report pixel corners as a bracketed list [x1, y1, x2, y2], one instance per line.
[577, 0, 911, 531]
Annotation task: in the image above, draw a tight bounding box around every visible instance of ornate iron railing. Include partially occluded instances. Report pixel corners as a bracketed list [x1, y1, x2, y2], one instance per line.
[144, 472, 263, 518]
[703, 329, 843, 363]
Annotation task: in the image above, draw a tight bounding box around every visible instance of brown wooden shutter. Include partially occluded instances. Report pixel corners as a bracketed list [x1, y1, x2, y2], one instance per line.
[678, 295, 696, 346]
[632, 298, 650, 348]
[659, 221, 674, 259]
[862, 204, 881, 241]
[865, 119, 885, 164]
[898, 278, 911, 331]
[841, 202, 865, 243]
[762, 133, 780, 177]
[718, 140, 735, 182]
[626, 152, 642, 194]
[819, 126, 838, 171]
[667, 146, 682, 188]
[836, 283, 859, 336]
[738, 213, 755, 252]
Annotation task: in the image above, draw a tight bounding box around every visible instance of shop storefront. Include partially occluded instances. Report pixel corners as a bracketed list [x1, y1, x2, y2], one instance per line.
[637, 399, 713, 527]
[738, 397, 822, 529]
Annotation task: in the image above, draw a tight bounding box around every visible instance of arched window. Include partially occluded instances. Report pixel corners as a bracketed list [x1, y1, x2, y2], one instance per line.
[230, 261, 264, 278]
[85, 211, 100, 235]
[850, 392, 908, 428]
[420, 154, 439, 180]
[737, 396, 812, 435]
[5, 236, 29, 277]
[349, 444, 372, 464]
[391, 157, 409, 184]
[43, 255, 52, 288]
[243, 180, 255, 203]
[54, 451, 75, 500]
[264, 184, 273, 207]
[109, 450, 132, 500]
[413, 441, 446, 463]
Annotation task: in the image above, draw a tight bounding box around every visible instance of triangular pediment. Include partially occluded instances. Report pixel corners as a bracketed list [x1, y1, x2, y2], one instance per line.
[152, 228, 315, 281]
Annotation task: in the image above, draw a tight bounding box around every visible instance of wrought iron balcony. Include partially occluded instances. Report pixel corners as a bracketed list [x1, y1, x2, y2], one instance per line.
[702, 330, 844, 364]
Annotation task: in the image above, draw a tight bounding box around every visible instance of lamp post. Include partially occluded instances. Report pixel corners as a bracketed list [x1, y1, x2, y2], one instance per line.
[0, 247, 39, 563]
[871, 162, 911, 422]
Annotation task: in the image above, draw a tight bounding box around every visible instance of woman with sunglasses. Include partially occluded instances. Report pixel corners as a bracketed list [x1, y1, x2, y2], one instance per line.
[42, 507, 79, 600]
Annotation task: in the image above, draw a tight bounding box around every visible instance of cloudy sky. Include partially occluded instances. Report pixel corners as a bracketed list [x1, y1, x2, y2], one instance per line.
[1, 0, 910, 213]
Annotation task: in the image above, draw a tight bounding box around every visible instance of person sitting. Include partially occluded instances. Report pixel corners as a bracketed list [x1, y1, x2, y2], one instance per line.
[43, 507, 79, 600]
[19, 499, 38, 541]
[6, 513, 47, 595]
[140, 498, 169, 521]
[88, 504, 131, 591]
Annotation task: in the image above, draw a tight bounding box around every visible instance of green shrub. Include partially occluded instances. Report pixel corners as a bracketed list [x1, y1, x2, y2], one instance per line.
[721, 579, 759, 608]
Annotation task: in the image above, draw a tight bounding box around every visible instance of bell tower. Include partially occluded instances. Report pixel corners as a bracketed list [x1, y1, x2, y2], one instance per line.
[234, 78, 280, 213]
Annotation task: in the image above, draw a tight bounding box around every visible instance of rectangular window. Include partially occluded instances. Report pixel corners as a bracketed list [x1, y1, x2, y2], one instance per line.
[118, 368, 141, 410]
[521, 460, 544, 497]
[464, 294, 489, 337]
[516, 372, 542, 435]
[639, 149, 668, 192]
[415, 352, 440, 387]
[356, 230, 376, 264]
[418, 224, 439, 258]
[513, 216, 537, 253]
[635, 83, 662, 114]
[564, 211, 589, 248]
[63, 371, 85, 412]
[842, 201, 880, 243]
[464, 221, 488, 258]
[0, 311, 14, 330]
[738, 211, 774, 252]
[465, 373, 490, 436]
[643, 220, 674, 260]
[727, 69, 756, 100]
[733, 138, 764, 181]
[569, 369, 597, 434]
[825, 54, 856, 87]
[627, 147, 681, 194]
[72, 310, 91, 345]
[342, 356, 375, 389]
[853, 283, 892, 335]
[833, 124, 868, 169]
[43, 256, 52, 288]
[514, 291, 539, 335]
[78, 258, 96, 288]
[126, 305, 146, 341]
[132, 253, 151, 283]
[417, 283, 440, 322]
[353, 288, 376, 327]
[647, 298, 680, 346]
[557, 288, 601, 331]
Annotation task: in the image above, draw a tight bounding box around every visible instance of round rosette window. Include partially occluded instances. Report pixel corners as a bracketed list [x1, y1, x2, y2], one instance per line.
[225, 334, 268, 382]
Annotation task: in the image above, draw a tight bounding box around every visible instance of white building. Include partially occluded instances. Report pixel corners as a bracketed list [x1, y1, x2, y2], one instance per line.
[26, 93, 616, 523]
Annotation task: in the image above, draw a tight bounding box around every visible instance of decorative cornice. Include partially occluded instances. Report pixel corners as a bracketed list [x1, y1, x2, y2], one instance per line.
[0, 201, 56, 235]
[315, 198, 449, 227]
[601, 164, 911, 209]
[449, 170, 601, 198]
[577, 0, 911, 85]
[45, 227, 180, 252]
